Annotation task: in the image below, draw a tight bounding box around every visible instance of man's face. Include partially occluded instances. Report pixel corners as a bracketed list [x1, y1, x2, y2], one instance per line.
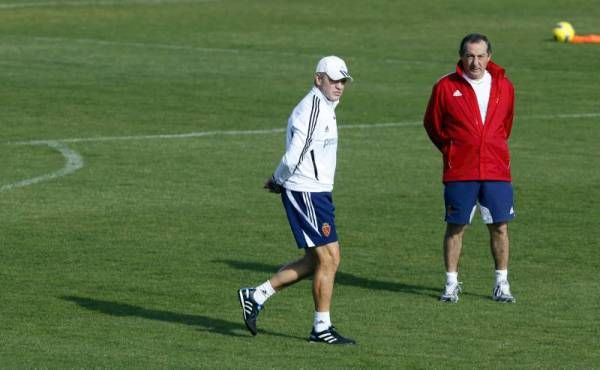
[315, 73, 347, 101]
[461, 40, 491, 80]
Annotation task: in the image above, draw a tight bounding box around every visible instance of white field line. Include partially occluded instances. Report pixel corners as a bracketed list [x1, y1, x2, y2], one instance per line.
[1, 112, 598, 192]
[28, 36, 243, 55]
[8, 112, 600, 146]
[518, 112, 600, 120]
[0, 141, 83, 192]
[11, 121, 423, 146]
[0, 0, 214, 10]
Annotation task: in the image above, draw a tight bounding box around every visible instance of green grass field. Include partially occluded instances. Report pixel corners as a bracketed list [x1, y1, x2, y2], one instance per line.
[1, 0, 599, 367]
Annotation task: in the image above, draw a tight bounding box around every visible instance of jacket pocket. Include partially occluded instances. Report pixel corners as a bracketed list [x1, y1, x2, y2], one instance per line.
[492, 141, 510, 169]
[444, 141, 454, 169]
[310, 150, 319, 180]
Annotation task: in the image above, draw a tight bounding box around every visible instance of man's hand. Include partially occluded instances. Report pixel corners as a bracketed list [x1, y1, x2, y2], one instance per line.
[264, 176, 283, 194]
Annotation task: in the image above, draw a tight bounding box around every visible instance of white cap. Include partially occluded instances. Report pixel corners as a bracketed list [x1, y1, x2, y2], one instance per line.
[315, 55, 353, 81]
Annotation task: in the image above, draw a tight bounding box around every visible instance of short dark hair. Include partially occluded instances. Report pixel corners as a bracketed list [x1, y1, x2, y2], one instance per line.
[459, 33, 492, 56]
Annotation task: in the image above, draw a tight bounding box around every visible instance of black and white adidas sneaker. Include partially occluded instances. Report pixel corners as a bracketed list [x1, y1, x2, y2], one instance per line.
[308, 326, 356, 345]
[238, 288, 263, 336]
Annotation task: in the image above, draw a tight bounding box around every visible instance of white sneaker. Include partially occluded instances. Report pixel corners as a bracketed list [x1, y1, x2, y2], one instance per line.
[440, 282, 462, 303]
[493, 280, 516, 303]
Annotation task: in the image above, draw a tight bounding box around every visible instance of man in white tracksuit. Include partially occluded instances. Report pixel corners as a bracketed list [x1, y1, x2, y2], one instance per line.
[238, 56, 355, 345]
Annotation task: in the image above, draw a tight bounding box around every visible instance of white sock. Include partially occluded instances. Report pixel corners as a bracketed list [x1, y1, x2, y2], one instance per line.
[314, 311, 331, 332]
[495, 270, 508, 285]
[253, 280, 276, 305]
[446, 272, 458, 285]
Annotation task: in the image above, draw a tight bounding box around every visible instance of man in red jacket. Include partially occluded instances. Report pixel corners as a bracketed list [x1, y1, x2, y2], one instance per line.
[424, 33, 516, 303]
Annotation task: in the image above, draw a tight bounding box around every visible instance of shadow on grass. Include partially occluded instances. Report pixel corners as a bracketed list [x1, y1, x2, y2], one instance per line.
[61, 295, 304, 340]
[217, 259, 444, 299]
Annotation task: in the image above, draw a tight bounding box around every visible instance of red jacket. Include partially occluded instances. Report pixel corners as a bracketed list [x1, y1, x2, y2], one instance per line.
[424, 60, 515, 182]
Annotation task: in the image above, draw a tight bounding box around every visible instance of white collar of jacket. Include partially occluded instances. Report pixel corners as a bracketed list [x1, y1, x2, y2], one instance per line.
[311, 86, 340, 110]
